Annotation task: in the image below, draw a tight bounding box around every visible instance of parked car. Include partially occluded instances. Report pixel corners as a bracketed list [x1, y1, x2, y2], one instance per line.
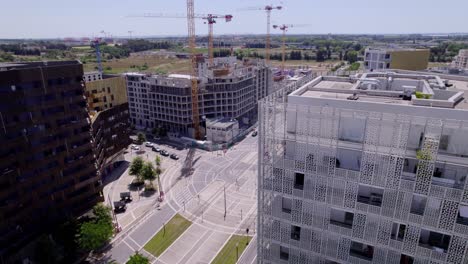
[145, 142, 153, 147]
[130, 144, 140, 151]
[160, 150, 170, 157]
[170, 154, 179, 160]
[120, 192, 132, 203]
[152, 146, 161, 152]
[252, 131, 258, 137]
[113, 201, 127, 213]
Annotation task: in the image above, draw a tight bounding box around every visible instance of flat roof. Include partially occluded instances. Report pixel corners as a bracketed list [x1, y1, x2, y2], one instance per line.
[293, 73, 468, 111]
[206, 118, 238, 129]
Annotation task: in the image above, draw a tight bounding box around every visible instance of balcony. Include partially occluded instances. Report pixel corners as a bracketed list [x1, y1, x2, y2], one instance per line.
[403, 158, 467, 190]
[357, 185, 383, 207]
[329, 208, 354, 229]
[456, 205, 468, 226]
[418, 229, 450, 253]
[349, 241, 374, 261]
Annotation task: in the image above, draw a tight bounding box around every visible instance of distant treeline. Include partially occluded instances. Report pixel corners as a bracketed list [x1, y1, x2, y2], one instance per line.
[122, 39, 173, 52]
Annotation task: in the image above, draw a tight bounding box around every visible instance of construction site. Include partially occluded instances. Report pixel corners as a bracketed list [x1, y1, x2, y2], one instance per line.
[126, 56, 272, 139]
[122, 3, 317, 143]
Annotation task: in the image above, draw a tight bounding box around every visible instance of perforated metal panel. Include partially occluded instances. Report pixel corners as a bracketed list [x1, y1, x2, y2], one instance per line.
[258, 99, 468, 264]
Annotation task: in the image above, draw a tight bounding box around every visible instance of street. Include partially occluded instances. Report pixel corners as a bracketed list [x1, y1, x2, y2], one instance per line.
[103, 134, 258, 263]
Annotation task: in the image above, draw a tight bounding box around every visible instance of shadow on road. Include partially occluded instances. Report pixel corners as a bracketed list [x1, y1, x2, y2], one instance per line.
[102, 161, 130, 186]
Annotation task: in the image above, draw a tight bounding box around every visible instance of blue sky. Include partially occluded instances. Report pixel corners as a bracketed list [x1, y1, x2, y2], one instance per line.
[1, 0, 467, 39]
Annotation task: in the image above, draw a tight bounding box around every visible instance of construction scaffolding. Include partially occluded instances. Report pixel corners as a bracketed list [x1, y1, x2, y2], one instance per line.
[257, 80, 468, 263]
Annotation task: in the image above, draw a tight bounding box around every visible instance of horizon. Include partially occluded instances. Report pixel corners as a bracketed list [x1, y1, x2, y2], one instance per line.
[1, 0, 467, 39]
[2, 32, 468, 41]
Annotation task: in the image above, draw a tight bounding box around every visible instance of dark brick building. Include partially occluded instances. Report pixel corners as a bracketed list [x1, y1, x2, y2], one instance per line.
[91, 102, 131, 178]
[0, 61, 102, 257]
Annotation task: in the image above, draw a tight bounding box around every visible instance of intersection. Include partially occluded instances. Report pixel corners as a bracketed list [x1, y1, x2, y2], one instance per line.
[103, 134, 259, 263]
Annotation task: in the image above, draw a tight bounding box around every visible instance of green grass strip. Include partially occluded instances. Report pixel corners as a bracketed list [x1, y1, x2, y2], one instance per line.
[211, 235, 252, 264]
[143, 213, 192, 257]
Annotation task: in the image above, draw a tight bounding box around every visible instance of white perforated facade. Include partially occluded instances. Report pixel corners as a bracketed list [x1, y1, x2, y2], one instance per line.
[258, 73, 468, 264]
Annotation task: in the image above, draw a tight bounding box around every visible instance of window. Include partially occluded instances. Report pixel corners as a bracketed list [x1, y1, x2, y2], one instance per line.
[357, 185, 383, 206]
[279, 246, 289, 260]
[111, 94, 115, 101]
[410, 195, 427, 216]
[400, 254, 414, 264]
[294, 172, 304, 190]
[419, 229, 451, 252]
[107, 87, 111, 93]
[349, 241, 374, 261]
[439, 135, 449, 151]
[330, 208, 354, 228]
[291, 225, 301, 240]
[391, 222, 406, 241]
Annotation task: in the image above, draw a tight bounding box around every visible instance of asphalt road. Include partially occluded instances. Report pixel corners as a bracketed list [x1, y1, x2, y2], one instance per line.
[103, 134, 259, 263]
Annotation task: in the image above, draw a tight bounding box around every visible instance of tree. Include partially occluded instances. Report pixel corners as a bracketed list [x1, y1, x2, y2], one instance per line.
[127, 252, 149, 264]
[93, 204, 113, 224]
[130, 157, 144, 182]
[346, 50, 358, 64]
[137, 132, 146, 145]
[77, 204, 113, 251]
[316, 48, 327, 62]
[77, 221, 113, 251]
[140, 162, 156, 190]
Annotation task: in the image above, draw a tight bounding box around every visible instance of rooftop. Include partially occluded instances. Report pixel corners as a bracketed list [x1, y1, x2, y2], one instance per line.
[0, 60, 81, 71]
[366, 47, 429, 52]
[206, 118, 238, 129]
[292, 71, 468, 110]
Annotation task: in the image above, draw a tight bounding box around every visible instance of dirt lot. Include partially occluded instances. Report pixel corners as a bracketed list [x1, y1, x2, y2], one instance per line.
[83, 55, 191, 75]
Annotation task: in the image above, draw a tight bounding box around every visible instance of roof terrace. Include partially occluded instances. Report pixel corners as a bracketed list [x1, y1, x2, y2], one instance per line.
[293, 72, 468, 110]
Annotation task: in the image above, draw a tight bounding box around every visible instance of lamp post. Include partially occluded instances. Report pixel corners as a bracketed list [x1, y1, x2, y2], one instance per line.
[224, 184, 227, 220]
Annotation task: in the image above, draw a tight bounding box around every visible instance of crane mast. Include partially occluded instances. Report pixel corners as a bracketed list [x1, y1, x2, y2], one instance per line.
[237, 5, 281, 65]
[186, 0, 201, 139]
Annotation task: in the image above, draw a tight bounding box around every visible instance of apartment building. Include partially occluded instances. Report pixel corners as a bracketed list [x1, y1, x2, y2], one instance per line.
[126, 57, 272, 138]
[258, 71, 468, 263]
[451, 49, 468, 70]
[84, 74, 131, 178]
[84, 75, 127, 114]
[364, 48, 430, 71]
[0, 61, 102, 257]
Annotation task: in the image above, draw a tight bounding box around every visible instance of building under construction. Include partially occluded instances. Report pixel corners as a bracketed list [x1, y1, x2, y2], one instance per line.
[126, 56, 272, 138]
[258, 71, 468, 263]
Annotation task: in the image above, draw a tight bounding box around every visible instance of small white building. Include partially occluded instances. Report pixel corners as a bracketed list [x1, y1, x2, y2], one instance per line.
[206, 118, 239, 144]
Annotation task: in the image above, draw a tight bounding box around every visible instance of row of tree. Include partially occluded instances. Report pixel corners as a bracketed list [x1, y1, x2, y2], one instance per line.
[429, 42, 468, 63]
[129, 155, 162, 192]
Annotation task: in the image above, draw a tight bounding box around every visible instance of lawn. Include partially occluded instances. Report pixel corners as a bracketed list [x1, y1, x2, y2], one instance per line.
[211, 235, 252, 264]
[346, 62, 361, 71]
[143, 213, 192, 257]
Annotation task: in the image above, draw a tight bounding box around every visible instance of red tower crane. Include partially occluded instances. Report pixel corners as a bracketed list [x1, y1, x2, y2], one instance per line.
[272, 24, 308, 73]
[239, 5, 282, 64]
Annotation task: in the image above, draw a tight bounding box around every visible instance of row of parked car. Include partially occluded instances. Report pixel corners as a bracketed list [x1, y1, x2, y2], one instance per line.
[145, 142, 179, 160]
[114, 192, 132, 213]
